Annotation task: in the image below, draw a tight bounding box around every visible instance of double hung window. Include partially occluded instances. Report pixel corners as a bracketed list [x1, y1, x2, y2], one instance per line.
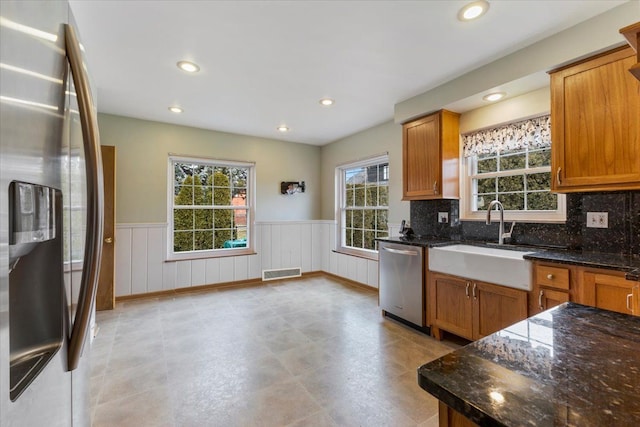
[462, 115, 565, 222]
[168, 155, 254, 260]
[336, 154, 389, 258]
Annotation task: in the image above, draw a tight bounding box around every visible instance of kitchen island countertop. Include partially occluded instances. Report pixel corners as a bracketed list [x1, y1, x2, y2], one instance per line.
[417, 303, 640, 426]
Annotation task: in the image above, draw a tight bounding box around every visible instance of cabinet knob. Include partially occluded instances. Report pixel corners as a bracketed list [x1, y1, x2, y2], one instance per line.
[433, 181, 438, 194]
[472, 282, 477, 300]
[627, 293, 633, 312]
[104, 237, 113, 244]
[556, 167, 562, 185]
[465, 282, 470, 298]
[547, 274, 554, 280]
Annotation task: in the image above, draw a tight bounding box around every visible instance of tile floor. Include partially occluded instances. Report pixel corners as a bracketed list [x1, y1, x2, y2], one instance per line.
[90, 275, 463, 427]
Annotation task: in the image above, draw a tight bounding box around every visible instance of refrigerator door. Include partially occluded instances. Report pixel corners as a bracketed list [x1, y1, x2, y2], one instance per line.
[1, 1, 73, 425]
[65, 13, 102, 425]
[1, 2, 101, 426]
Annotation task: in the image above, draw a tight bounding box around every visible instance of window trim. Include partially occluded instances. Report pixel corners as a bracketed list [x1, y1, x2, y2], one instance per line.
[460, 152, 566, 223]
[166, 154, 256, 261]
[335, 153, 389, 260]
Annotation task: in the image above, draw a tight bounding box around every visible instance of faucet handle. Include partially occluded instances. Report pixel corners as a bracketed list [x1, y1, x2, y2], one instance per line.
[503, 221, 516, 239]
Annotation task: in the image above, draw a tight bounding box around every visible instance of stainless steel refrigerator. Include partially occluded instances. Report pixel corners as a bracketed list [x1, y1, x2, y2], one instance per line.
[0, 1, 103, 425]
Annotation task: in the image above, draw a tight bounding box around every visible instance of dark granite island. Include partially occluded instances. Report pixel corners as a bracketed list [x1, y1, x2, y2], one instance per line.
[418, 303, 640, 427]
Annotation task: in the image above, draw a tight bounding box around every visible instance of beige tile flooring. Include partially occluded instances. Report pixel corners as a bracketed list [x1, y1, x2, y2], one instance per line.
[90, 275, 463, 427]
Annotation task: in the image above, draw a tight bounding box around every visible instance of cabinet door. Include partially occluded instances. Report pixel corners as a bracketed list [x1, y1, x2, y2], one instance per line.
[551, 46, 640, 192]
[472, 281, 528, 340]
[403, 113, 440, 199]
[538, 288, 570, 313]
[582, 272, 639, 316]
[529, 286, 570, 315]
[429, 273, 473, 340]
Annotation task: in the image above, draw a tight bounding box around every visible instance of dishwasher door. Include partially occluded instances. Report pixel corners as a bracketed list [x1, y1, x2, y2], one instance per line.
[379, 242, 424, 326]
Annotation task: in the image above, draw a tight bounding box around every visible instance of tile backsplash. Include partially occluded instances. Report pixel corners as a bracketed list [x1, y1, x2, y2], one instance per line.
[410, 191, 640, 256]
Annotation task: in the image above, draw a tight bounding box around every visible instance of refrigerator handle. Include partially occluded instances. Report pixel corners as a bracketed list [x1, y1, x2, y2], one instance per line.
[64, 24, 104, 371]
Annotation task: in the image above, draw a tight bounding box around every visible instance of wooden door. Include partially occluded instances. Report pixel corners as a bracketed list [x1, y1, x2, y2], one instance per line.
[403, 112, 440, 200]
[96, 145, 115, 310]
[551, 46, 640, 192]
[429, 273, 473, 340]
[582, 272, 638, 316]
[472, 281, 528, 340]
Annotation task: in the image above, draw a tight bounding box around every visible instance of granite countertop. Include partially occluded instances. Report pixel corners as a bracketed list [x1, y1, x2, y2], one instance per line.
[418, 303, 640, 427]
[522, 250, 640, 278]
[376, 236, 455, 248]
[377, 236, 640, 277]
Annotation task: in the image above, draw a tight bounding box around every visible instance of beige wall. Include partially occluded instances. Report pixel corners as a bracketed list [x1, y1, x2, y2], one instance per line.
[395, 1, 636, 123]
[98, 113, 321, 223]
[460, 87, 550, 134]
[319, 120, 409, 223]
[317, 89, 551, 224]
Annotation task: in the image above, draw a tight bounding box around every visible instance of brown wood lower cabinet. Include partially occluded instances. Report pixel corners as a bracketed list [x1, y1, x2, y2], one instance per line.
[438, 402, 478, 427]
[473, 281, 528, 340]
[529, 262, 572, 316]
[428, 272, 528, 341]
[429, 273, 473, 340]
[580, 271, 639, 316]
[531, 261, 640, 317]
[536, 288, 570, 312]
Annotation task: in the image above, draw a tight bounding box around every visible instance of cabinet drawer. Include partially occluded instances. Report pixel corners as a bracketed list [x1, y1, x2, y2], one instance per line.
[536, 265, 570, 290]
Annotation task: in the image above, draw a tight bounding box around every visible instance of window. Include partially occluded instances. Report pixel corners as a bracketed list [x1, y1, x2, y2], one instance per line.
[461, 115, 565, 222]
[168, 155, 254, 260]
[336, 154, 389, 259]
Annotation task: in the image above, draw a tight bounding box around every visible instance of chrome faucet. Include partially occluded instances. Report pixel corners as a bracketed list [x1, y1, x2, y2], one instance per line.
[486, 200, 515, 245]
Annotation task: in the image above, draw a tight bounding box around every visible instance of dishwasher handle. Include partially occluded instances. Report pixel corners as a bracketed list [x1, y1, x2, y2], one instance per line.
[382, 247, 420, 256]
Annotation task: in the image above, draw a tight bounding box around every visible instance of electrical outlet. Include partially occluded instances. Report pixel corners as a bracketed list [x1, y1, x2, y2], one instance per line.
[438, 212, 449, 224]
[586, 212, 608, 228]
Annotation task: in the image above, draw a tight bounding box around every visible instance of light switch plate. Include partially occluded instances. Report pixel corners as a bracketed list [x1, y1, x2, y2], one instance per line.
[438, 212, 449, 224]
[586, 212, 608, 228]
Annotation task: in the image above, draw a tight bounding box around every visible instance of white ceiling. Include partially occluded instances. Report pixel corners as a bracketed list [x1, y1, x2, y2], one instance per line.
[69, 0, 626, 146]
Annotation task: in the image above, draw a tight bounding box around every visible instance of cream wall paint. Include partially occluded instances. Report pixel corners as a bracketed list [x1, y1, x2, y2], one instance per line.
[395, 1, 637, 123]
[319, 120, 409, 222]
[98, 113, 321, 223]
[459, 87, 550, 134]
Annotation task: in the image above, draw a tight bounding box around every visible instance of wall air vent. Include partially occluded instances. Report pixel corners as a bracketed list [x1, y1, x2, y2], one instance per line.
[262, 267, 302, 281]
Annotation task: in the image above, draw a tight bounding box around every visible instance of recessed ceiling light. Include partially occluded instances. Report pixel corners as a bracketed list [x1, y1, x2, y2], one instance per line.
[168, 106, 183, 113]
[319, 98, 334, 106]
[483, 92, 506, 102]
[458, 0, 490, 21]
[277, 125, 289, 132]
[177, 61, 200, 73]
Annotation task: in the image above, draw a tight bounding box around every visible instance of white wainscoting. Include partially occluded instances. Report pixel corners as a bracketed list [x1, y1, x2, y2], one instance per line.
[113, 221, 400, 297]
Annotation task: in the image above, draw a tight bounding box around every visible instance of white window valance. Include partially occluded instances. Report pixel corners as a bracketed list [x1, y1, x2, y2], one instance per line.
[462, 115, 551, 157]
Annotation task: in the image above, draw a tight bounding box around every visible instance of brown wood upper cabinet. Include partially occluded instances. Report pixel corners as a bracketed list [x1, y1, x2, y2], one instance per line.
[550, 46, 640, 193]
[402, 109, 460, 200]
[619, 21, 640, 81]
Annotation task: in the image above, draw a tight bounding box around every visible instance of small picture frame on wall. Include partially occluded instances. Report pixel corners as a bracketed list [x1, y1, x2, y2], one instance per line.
[281, 181, 305, 195]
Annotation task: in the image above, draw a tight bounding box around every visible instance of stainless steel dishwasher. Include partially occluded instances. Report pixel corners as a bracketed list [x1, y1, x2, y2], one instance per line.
[379, 241, 424, 327]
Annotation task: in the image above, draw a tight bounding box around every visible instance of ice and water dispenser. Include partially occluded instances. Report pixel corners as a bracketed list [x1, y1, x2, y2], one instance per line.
[8, 181, 65, 401]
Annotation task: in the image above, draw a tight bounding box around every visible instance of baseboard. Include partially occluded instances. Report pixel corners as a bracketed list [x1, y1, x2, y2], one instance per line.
[321, 272, 378, 293]
[112, 271, 353, 303]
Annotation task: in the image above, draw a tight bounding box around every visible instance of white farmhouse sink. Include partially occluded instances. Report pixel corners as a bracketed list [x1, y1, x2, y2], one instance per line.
[428, 244, 534, 291]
